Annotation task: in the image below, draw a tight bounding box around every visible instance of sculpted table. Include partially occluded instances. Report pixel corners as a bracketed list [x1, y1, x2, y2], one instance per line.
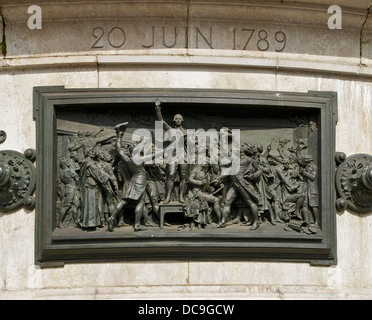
[159, 202, 184, 229]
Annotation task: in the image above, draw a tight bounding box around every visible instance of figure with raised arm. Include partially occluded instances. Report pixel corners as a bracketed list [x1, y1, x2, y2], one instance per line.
[107, 122, 148, 232]
[108, 122, 164, 232]
[155, 100, 189, 203]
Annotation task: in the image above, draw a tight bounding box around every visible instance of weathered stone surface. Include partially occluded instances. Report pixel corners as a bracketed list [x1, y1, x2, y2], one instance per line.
[0, 0, 368, 59]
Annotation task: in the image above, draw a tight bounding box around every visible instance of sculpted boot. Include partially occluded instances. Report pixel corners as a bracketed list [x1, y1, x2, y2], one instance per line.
[107, 216, 114, 232]
[249, 207, 260, 231]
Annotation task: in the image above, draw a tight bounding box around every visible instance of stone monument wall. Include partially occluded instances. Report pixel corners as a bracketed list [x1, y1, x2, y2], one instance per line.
[0, 0, 371, 299]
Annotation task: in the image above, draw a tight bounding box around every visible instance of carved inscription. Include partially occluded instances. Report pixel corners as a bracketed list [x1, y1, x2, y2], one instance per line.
[233, 29, 287, 52]
[92, 27, 127, 49]
[91, 26, 287, 51]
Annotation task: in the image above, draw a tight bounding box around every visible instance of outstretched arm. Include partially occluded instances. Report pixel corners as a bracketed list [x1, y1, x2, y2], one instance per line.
[116, 134, 129, 161]
[155, 100, 172, 131]
[115, 122, 130, 161]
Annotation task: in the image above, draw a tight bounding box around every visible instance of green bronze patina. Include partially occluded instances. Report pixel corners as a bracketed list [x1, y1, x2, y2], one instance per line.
[33, 87, 338, 267]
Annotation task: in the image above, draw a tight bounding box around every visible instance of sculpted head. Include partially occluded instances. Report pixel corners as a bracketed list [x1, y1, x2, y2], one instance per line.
[173, 114, 184, 127]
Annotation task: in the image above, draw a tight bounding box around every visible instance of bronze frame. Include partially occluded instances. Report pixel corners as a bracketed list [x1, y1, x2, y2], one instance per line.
[33, 87, 338, 267]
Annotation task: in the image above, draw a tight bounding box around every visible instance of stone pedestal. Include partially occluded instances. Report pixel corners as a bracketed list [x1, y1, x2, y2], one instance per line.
[0, 0, 371, 300]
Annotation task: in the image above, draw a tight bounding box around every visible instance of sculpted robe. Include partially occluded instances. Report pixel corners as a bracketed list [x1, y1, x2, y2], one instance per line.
[80, 159, 110, 228]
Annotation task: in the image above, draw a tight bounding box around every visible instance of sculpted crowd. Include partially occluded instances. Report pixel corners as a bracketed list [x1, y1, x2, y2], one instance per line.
[56, 107, 319, 234]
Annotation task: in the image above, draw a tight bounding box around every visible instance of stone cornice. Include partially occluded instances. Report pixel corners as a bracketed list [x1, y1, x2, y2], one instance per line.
[1, 50, 372, 78]
[2, 0, 372, 9]
[1, 1, 372, 73]
[0, 1, 368, 29]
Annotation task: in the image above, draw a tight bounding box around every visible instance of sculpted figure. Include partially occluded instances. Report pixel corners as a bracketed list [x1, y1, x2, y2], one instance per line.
[155, 100, 188, 203]
[215, 143, 261, 230]
[57, 157, 80, 228]
[80, 149, 113, 230]
[301, 155, 319, 226]
[142, 162, 164, 227]
[288, 141, 307, 167]
[282, 167, 306, 222]
[253, 143, 283, 225]
[267, 157, 292, 222]
[68, 128, 115, 157]
[107, 123, 148, 232]
[56, 115, 321, 237]
[108, 122, 163, 232]
[96, 151, 119, 225]
[269, 138, 291, 165]
[187, 163, 222, 225]
[68, 151, 83, 228]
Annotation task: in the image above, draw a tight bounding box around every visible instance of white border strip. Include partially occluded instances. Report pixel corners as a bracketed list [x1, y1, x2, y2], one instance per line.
[0, 49, 370, 77]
